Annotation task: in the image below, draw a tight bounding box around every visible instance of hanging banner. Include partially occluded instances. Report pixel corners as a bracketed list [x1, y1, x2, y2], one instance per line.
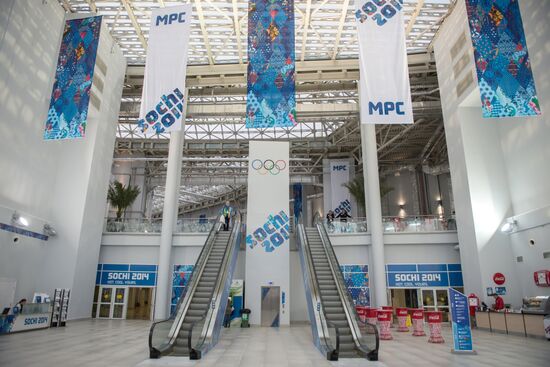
[44, 16, 102, 140]
[355, 0, 413, 124]
[465, 0, 541, 118]
[138, 5, 192, 135]
[329, 159, 352, 216]
[449, 288, 475, 354]
[245, 141, 290, 325]
[246, 0, 296, 128]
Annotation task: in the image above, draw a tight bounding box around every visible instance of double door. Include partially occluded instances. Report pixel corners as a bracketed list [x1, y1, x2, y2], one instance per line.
[95, 286, 127, 319]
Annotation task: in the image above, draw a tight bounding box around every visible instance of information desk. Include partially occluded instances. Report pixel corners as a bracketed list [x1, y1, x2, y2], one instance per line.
[0, 303, 51, 334]
[476, 310, 546, 338]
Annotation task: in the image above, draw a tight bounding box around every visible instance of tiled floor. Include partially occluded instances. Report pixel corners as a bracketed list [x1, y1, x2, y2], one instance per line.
[1, 319, 549, 367]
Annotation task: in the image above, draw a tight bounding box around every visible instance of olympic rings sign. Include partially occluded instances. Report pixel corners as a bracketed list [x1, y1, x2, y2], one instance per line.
[251, 159, 287, 175]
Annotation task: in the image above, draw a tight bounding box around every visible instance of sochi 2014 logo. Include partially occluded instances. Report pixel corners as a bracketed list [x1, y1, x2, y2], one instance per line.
[356, 0, 404, 26]
[251, 159, 287, 176]
[138, 88, 185, 134]
[246, 211, 290, 253]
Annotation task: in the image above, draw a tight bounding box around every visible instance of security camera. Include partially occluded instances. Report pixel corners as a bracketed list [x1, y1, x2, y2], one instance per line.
[12, 236, 20, 244]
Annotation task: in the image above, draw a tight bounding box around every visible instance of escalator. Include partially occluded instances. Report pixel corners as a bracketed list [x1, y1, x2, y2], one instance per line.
[297, 221, 379, 361]
[149, 212, 241, 360]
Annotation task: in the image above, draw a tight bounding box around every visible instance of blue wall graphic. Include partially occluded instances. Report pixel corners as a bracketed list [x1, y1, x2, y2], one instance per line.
[465, 0, 540, 118]
[341, 265, 370, 306]
[246, 0, 296, 128]
[45, 16, 102, 140]
[246, 210, 290, 253]
[171, 265, 194, 314]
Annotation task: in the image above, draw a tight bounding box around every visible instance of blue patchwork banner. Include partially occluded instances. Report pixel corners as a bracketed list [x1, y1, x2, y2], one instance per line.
[246, 0, 296, 128]
[465, 0, 541, 118]
[341, 264, 370, 306]
[45, 16, 102, 140]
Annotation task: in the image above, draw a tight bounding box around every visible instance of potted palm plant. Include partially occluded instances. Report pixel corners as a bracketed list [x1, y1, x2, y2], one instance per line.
[344, 176, 393, 214]
[107, 180, 141, 222]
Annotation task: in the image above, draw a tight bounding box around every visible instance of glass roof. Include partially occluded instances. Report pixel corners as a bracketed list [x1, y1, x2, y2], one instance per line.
[60, 0, 453, 65]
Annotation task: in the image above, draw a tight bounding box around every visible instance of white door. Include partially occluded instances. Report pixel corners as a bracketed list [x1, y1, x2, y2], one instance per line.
[97, 287, 127, 319]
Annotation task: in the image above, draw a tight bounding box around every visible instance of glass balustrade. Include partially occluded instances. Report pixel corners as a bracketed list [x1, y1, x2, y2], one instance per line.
[104, 218, 215, 234]
[323, 215, 456, 234]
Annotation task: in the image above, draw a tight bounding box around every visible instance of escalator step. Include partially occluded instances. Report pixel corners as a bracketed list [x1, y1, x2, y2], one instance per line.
[324, 307, 344, 314]
[172, 346, 190, 356]
[186, 310, 205, 317]
[192, 297, 210, 304]
[339, 342, 355, 351]
[325, 314, 346, 321]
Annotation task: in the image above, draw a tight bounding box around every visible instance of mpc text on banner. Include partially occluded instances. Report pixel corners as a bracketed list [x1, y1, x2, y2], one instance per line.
[356, 0, 413, 124]
[245, 141, 290, 326]
[138, 5, 191, 135]
[449, 288, 474, 353]
[44, 16, 102, 140]
[329, 159, 352, 216]
[246, 0, 296, 128]
[465, 0, 540, 118]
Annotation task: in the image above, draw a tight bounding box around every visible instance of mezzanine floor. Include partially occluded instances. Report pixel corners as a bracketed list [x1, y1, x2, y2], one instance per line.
[0, 319, 548, 367]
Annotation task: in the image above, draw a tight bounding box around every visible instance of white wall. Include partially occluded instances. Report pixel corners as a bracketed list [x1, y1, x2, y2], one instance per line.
[434, 0, 550, 306]
[0, 1, 126, 318]
[97, 231, 460, 323]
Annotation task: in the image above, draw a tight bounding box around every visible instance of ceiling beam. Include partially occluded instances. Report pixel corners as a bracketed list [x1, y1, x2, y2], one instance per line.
[231, 0, 243, 64]
[85, 0, 97, 13]
[300, 0, 313, 62]
[406, 0, 425, 37]
[332, 0, 351, 60]
[121, 0, 147, 49]
[194, 0, 215, 65]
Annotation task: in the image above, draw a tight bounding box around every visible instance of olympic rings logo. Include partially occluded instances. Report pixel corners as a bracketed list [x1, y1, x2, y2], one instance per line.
[251, 159, 287, 175]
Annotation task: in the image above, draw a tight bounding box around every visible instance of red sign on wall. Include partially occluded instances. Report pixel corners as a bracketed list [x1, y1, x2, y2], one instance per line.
[493, 273, 506, 285]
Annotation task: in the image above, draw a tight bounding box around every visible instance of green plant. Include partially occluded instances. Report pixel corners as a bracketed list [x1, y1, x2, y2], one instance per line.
[107, 181, 141, 220]
[343, 176, 394, 209]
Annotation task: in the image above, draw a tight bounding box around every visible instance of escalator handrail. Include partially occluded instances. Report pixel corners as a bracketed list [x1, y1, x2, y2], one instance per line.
[188, 211, 242, 357]
[148, 218, 222, 356]
[315, 221, 379, 359]
[296, 222, 338, 359]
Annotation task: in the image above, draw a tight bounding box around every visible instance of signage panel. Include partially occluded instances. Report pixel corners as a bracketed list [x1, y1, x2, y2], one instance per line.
[449, 288, 474, 353]
[386, 264, 463, 288]
[96, 264, 157, 287]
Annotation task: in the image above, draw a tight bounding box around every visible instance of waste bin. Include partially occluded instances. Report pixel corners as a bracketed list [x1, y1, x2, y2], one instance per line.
[241, 308, 251, 328]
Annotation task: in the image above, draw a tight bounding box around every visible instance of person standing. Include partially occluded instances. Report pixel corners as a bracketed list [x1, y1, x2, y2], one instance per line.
[220, 201, 233, 231]
[492, 294, 505, 311]
[223, 297, 233, 328]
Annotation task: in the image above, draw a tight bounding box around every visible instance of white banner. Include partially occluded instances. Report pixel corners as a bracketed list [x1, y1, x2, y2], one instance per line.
[356, 0, 413, 124]
[138, 5, 192, 135]
[330, 160, 352, 216]
[245, 141, 290, 326]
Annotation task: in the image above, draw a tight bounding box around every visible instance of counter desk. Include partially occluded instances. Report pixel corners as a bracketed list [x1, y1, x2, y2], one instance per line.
[0, 303, 52, 334]
[476, 310, 547, 339]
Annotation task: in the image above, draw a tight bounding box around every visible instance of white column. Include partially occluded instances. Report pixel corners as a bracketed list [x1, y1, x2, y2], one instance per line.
[154, 133, 184, 320]
[361, 123, 388, 307]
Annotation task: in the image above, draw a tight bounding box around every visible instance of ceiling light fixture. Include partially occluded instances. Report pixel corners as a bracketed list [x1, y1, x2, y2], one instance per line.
[11, 212, 29, 227]
[500, 219, 517, 234]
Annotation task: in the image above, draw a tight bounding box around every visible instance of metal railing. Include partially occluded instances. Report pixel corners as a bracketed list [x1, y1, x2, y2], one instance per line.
[104, 217, 216, 234]
[296, 222, 339, 360]
[148, 220, 221, 358]
[316, 221, 379, 361]
[323, 215, 456, 234]
[148, 211, 241, 359]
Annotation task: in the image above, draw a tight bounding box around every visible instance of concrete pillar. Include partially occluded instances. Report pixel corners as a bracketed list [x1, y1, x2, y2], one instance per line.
[360, 123, 388, 307]
[155, 130, 184, 319]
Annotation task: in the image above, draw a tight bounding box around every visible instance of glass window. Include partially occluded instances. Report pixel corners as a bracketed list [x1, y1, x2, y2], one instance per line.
[99, 304, 110, 318]
[114, 288, 125, 304]
[93, 286, 100, 302]
[101, 288, 112, 303]
[91, 303, 97, 318]
[422, 290, 434, 306]
[436, 290, 449, 307]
